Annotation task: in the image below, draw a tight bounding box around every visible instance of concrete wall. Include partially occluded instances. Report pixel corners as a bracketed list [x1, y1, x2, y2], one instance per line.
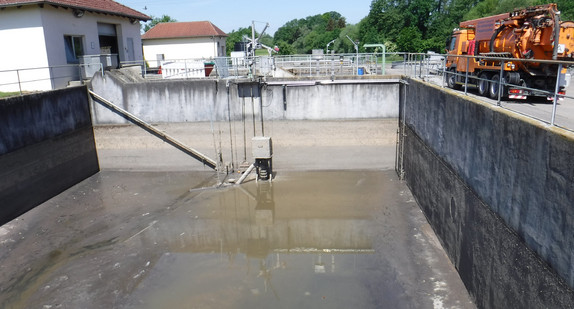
[398, 79, 574, 307]
[0, 86, 99, 226]
[89, 71, 400, 124]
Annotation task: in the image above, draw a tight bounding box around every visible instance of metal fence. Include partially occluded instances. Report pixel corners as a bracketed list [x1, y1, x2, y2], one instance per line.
[2, 52, 572, 132]
[148, 53, 391, 79]
[0, 63, 104, 95]
[400, 53, 574, 132]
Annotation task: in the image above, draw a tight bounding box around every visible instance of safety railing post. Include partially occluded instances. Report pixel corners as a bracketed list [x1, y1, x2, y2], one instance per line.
[404, 53, 407, 76]
[441, 57, 446, 88]
[551, 63, 562, 126]
[497, 60, 504, 106]
[382, 50, 386, 75]
[464, 57, 469, 95]
[17, 70, 22, 95]
[49, 66, 54, 90]
[418, 54, 422, 78]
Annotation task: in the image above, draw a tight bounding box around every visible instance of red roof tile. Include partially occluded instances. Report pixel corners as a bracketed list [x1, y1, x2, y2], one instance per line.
[142, 21, 227, 40]
[0, 0, 150, 20]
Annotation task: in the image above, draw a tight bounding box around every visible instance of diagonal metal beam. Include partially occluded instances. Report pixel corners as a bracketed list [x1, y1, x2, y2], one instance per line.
[89, 90, 218, 170]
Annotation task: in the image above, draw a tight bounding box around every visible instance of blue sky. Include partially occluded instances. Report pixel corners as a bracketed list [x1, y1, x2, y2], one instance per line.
[118, 0, 373, 35]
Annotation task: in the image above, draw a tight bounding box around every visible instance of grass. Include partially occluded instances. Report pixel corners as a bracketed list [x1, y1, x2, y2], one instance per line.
[0, 91, 20, 99]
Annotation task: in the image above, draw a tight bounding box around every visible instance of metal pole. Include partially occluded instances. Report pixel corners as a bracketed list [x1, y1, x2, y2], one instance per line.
[259, 85, 265, 136]
[442, 57, 446, 88]
[464, 57, 469, 95]
[419, 55, 425, 78]
[49, 66, 54, 90]
[242, 97, 247, 161]
[497, 60, 504, 106]
[403, 53, 407, 76]
[331, 50, 335, 78]
[550, 63, 562, 126]
[17, 70, 22, 95]
[251, 95, 256, 136]
[382, 47, 386, 75]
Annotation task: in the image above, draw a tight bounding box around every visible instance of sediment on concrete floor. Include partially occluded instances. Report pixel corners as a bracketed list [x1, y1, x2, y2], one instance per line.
[93, 119, 399, 172]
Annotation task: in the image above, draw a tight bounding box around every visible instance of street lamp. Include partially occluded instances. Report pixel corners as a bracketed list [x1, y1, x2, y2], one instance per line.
[326, 39, 336, 54]
[346, 35, 359, 75]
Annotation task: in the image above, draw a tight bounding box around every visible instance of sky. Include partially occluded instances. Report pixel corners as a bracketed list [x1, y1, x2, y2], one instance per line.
[117, 0, 373, 35]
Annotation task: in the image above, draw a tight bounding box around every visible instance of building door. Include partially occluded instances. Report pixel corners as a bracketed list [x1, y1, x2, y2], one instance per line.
[126, 38, 135, 62]
[98, 23, 119, 68]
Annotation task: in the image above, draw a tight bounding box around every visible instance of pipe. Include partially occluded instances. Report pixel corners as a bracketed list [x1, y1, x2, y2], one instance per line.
[552, 11, 561, 60]
[236, 163, 255, 185]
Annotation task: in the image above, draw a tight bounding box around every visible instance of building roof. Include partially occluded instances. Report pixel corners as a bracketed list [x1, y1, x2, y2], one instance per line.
[0, 0, 150, 20]
[142, 21, 227, 40]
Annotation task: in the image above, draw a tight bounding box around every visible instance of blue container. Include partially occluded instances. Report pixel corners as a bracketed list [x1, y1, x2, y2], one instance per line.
[358, 68, 364, 75]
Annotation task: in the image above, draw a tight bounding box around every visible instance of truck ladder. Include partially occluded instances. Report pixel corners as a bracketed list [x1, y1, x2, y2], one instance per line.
[89, 90, 218, 170]
[479, 52, 512, 58]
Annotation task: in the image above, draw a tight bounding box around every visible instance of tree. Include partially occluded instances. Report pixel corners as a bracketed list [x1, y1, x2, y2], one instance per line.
[142, 15, 177, 33]
[273, 12, 347, 54]
[555, 0, 574, 20]
[358, 0, 487, 52]
[396, 26, 423, 52]
[226, 27, 275, 56]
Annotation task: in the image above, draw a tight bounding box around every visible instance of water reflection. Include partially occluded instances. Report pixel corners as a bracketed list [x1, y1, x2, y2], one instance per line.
[124, 172, 380, 308]
[0, 171, 473, 309]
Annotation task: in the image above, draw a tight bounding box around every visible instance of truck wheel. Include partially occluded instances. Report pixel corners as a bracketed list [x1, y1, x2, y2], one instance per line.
[489, 74, 505, 100]
[447, 69, 461, 90]
[477, 73, 489, 96]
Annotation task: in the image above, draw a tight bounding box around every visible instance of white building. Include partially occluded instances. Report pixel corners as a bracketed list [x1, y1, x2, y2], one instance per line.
[142, 21, 227, 68]
[0, 0, 149, 92]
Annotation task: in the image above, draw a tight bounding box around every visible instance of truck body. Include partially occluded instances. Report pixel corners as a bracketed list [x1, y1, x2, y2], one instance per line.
[445, 3, 574, 99]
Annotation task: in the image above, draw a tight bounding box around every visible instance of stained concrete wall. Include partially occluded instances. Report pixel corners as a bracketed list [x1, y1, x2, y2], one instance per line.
[399, 79, 574, 307]
[89, 71, 399, 124]
[0, 86, 99, 226]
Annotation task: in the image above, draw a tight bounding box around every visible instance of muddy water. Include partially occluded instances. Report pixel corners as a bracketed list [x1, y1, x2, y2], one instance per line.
[0, 170, 474, 309]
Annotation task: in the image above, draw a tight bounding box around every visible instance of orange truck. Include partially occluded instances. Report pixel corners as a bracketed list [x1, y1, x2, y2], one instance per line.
[445, 3, 574, 99]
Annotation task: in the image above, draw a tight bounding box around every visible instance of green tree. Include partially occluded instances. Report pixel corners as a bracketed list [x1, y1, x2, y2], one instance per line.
[143, 15, 177, 33]
[273, 11, 347, 54]
[396, 26, 423, 52]
[555, 0, 574, 20]
[359, 0, 486, 52]
[226, 27, 251, 55]
[226, 27, 275, 55]
[275, 41, 296, 55]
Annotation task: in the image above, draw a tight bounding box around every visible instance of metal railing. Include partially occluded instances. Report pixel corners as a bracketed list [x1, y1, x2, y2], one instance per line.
[0, 63, 104, 95]
[145, 53, 394, 80]
[400, 52, 574, 132]
[3, 52, 572, 132]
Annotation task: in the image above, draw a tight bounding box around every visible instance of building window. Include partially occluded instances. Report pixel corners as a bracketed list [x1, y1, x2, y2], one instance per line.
[64, 35, 84, 63]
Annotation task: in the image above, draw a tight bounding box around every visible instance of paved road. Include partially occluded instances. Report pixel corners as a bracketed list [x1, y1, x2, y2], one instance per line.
[449, 78, 574, 130]
[387, 66, 574, 131]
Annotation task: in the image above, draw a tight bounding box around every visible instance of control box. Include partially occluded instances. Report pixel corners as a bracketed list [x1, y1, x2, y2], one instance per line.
[252, 136, 272, 159]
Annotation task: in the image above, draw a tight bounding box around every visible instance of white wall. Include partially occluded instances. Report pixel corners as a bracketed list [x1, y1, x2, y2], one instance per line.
[0, 5, 145, 91]
[40, 6, 144, 66]
[143, 37, 226, 67]
[0, 7, 50, 91]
